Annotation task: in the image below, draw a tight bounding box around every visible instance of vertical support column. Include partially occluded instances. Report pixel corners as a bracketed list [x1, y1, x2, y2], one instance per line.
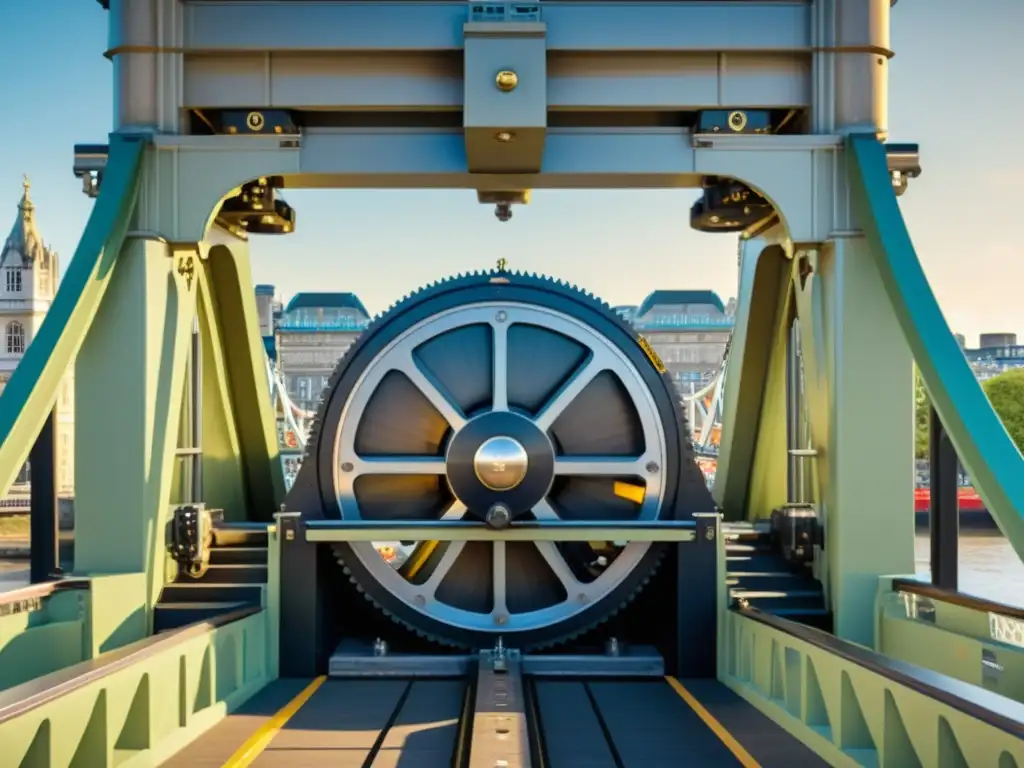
[109, 0, 158, 129]
[834, 0, 890, 137]
[277, 513, 325, 677]
[29, 408, 59, 583]
[190, 314, 204, 502]
[786, 321, 798, 501]
[823, 235, 915, 645]
[676, 513, 719, 678]
[75, 237, 196, 620]
[929, 406, 959, 589]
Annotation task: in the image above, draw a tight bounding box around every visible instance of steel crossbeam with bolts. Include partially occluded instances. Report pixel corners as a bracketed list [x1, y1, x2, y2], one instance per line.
[302, 520, 699, 543]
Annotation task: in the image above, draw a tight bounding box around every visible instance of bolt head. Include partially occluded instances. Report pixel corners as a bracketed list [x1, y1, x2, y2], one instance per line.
[486, 504, 512, 529]
[646, 461, 659, 474]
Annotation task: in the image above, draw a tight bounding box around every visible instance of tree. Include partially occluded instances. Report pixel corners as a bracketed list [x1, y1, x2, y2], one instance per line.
[915, 367, 1024, 459]
[914, 367, 930, 458]
[982, 369, 1024, 452]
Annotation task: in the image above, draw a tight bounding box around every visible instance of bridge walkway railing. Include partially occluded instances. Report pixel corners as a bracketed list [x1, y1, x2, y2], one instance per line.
[0, 522, 282, 766]
[877, 578, 1024, 708]
[719, 603, 1024, 766]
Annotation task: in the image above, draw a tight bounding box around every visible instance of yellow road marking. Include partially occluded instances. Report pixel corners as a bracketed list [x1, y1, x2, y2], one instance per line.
[613, 481, 645, 504]
[222, 676, 327, 767]
[665, 677, 761, 768]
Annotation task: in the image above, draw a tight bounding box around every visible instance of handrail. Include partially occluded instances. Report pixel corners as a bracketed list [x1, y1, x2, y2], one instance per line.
[891, 577, 1024, 623]
[0, 605, 260, 724]
[0, 579, 89, 610]
[732, 604, 1024, 739]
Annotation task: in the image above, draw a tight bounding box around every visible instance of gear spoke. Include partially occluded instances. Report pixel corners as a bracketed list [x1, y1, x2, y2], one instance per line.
[531, 498, 561, 520]
[533, 541, 581, 596]
[440, 499, 468, 520]
[554, 456, 648, 476]
[421, 540, 466, 600]
[491, 541, 508, 620]
[533, 354, 606, 431]
[350, 456, 447, 476]
[393, 352, 468, 430]
[491, 320, 509, 412]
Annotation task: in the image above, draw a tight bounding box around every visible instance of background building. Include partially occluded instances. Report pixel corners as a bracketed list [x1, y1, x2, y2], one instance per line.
[275, 293, 371, 412]
[964, 333, 1024, 382]
[0, 178, 74, 492]
[632, 290, 734, 395]
[259, 284, 737, 411]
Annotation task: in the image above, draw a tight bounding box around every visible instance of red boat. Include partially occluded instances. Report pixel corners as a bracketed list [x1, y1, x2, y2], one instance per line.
[913, 486, 986, 513]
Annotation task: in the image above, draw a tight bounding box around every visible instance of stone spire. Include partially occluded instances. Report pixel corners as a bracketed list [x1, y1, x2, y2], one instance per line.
[1, 176, 55, 270]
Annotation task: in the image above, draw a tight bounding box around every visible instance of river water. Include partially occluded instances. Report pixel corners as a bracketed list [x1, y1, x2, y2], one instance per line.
[2, 537, 1022, 607]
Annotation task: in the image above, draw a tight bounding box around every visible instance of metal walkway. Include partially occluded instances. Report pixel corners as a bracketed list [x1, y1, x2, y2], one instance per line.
[162, 676, 825, 768]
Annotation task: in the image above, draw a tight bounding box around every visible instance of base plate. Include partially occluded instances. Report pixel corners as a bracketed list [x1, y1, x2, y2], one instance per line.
[327, 640, 665, 678]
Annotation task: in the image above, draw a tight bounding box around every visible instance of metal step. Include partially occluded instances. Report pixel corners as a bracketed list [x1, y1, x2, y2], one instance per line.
[209, 546, 268, 566]
[723, 542, 774, 554]
[725, 571, 801, 591]
[176, 563, 268, 585]
[160, 582, 264, 605]
[212, 524, 269, 548]
[153, 601, 249, 632]
[731, 589, 826, 612]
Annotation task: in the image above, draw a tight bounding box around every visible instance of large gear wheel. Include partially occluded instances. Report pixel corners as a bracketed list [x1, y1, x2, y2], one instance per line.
[294, 271, 713, 650]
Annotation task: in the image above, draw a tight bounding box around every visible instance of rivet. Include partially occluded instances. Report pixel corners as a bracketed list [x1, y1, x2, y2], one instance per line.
[495, 70, 518, 92]
[494, 612, 509, 625]
[495, 131, 514, 143]
[414, 594, 426, 607]
[495, 310, 508, 323]
[341, 462, 354, 472]
[646, 461, 659, 474]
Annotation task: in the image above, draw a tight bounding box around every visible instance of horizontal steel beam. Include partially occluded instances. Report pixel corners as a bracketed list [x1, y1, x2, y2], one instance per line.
[181, 2, 810, 54]
[304, 520, 697, 543]
[327, 642, 666, 679]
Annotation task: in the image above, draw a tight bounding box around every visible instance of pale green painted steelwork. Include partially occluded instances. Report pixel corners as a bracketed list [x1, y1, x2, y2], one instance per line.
[718, 221, 917, 647]
[714, 239, 792, 519]
[304, 524, 697, 543]
[804, 233, 916, 646]
[266, 522, 283, 682]
[0, 135, 145, 497]
[0, 589, 88, 691]
[745, 249, 793, 521]
[721, 609, 1024, 767]
[201, 242, 286, 520]
[848, 133, 1024, 558]
[0, 610, 273, 767]
[0, 534, 281, 766]
[194, 261, 248, 519]
[74, 235, 198, 629]
[876, 582, 1024, 706]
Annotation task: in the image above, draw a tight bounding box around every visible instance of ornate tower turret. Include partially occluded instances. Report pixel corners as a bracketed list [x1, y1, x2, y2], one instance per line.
[0, 177, 73, 490]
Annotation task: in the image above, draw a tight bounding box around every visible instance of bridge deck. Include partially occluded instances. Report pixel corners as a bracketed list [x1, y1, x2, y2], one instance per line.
[163, 675, 823, 767]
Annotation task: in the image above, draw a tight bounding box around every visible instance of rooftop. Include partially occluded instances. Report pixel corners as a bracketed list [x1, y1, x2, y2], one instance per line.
[636, 290, 725, 318]
[1, 176, 56, 271]
[283, 292, 370, 319]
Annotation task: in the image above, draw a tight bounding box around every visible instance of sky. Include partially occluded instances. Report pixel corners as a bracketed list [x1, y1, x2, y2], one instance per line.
[1, 0, 1022, 345]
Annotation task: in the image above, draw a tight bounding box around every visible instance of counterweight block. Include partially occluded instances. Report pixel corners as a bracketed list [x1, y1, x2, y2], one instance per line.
[286, 271, 715, 649]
